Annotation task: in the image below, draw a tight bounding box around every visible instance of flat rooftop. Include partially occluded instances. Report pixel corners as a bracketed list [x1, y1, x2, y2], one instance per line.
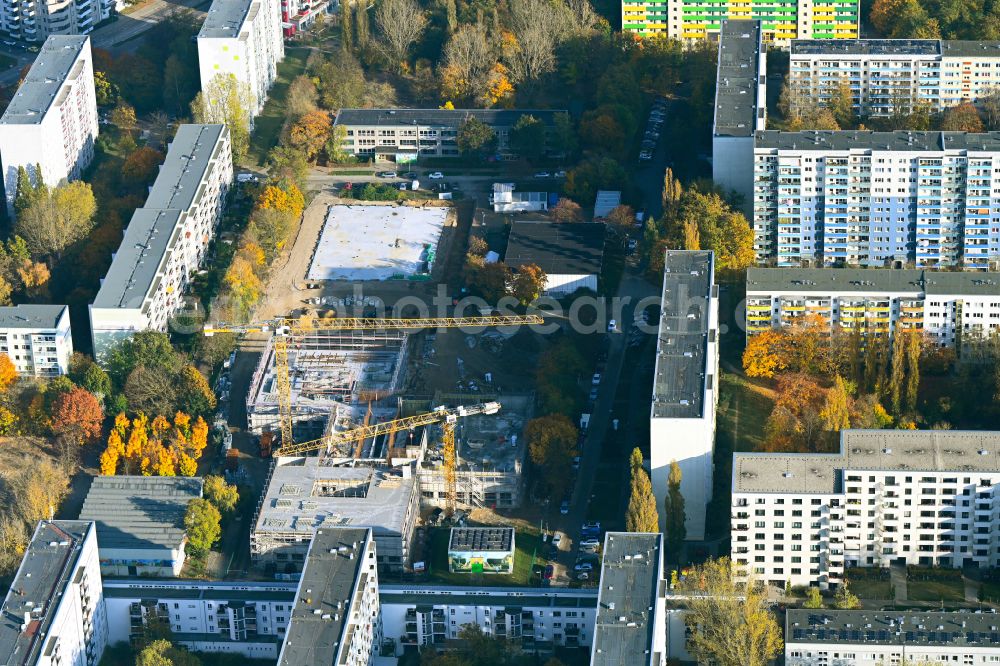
[379, 584, 598, 608]
[1, 36, 88, 125]
[145, 124, 227, 212]
[0, 521, 94, 666]
[787, 609, 1000, 647]
[755, 129, 1000, 152]
[652, 251, 714, 419]
[734, 429, 1000, 494]
[592, 532, 663, 666]
[78, 476, 203, 550]
[334, 108, 564, 128]
[255, 459, 415, 539]
[504, 221, 606, 276]
[199, 0, 257, 39]
[103, 580, 297, 602]
[747, 268, 1000, 296]
[714, 20, 763, 138]
[791, 38, 1000, 58]
[448, 527, 514, 552]
[0, 304, 67, 329]
[92, 208, 183, 310]
[278, 527, 372, 666]
[307, 204, 446, 281]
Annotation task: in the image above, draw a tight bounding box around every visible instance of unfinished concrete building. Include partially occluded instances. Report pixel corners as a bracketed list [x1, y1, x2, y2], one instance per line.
[246, 328, 410, 439]
[416, 393, 531, 510]
[251, 457, 418, 574]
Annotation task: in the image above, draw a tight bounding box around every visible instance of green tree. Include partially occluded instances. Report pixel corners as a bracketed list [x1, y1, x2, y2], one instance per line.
[13, 165, 44, 220]
[510, 114, 546, 161]
[314, 52, 366, 110]
[136, 639, 202, 666]
[110, 101, 137, 133]
[184, 498, 221, 556]
[191, 74, 254, 163]
[15, 181, 97, 259]
[664, 460, 685, 561]
[456, 116, 497, 159]
[104, 331, 182, 389]
[676, 558, 783, 666]
[93, 71, 118, 106]
[550, 111, 577, 157]
[525, 414, 577, 500]
[626, 448, 658, 532]
[835, 581, 861, 609]
[203, 475, 239, 513]
[803, 586, 824, 608]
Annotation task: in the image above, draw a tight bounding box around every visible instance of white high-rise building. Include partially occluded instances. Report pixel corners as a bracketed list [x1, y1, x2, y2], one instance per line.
[0, 304, 73, 377]
[0, 521, 108, 666]
[732, 429, 1000, 590]
[789, 39, 1000, 117]
[0, 35, 97, 217]
[90, 124, 233, 359]
[650, 250, 719, 541]
[745, 267, 1000, 354]
[0, 0, 118, 43]
[753, 130, 1000, 269]
[197, 0, 283, 118]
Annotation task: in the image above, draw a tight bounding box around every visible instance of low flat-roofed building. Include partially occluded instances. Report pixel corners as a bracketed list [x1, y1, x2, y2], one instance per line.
[380, 584, 598, 654]
[78, 476, 204, 577]
[491, 183, 548, 213]
[0, 36, 98, 218]
[332, 108, 566, 161]
[0, 520, 107, 666]
[733, 429, 1000, 589]
[0, 304, 73, 377]
[504, 221, 606, 295]
[593, 190, 621, 219]
[277, 527, 381, 666]
[447, 527, 515, 574]
[786, 609, 1000, 665]
[103, 579, 297, 660]
[252, 459, 418, 574]
[650, 250, 718, 540]
[90, 124, 233, 359]
[591, 532, 666, 666]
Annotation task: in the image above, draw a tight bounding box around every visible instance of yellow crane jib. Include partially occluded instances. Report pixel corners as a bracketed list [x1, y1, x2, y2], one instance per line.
[273, 401, 502, 458]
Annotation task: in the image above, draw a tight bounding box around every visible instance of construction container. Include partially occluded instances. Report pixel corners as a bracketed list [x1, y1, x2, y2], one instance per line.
[259, 432, 274, 458]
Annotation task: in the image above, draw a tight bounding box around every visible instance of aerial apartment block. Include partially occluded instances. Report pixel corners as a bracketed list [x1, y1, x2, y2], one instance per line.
[332, 108, 565, 162]
[712, 20, 767, 218]
[90, 124, 233, 358]
[745, 267, 1000, 353]
[789, 39, 1000, 117]
[650, 250, 718, 541]
[0, 304, 72, 377]
[731, 429, 1000, 590]
[753, 130, 1000, 269]
[198, 0, 284, 118]
[786, 609, 1000, 665]
[0, 35, 97, 217]
[0, 0, 118, 43]
[623, 0, 857, 42]
[276, 527, 382, 666]
[0, 521, 108, 666]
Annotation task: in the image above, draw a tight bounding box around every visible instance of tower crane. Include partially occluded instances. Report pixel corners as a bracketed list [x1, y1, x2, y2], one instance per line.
[203, 314, 540, 448]
[277, 401, 501, 515]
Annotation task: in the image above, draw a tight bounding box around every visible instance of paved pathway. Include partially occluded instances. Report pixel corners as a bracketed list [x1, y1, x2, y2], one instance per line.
[891, 562, 908, 603]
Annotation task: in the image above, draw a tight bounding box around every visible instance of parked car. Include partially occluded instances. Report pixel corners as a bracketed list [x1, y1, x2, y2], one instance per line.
[639, 150, 653, 161]
[544, 564, 554, 580]
[572, 456, 581, 470]
[554, 170, 567, 178]
[560, 500, 570, 515]
[591, 373, 602, 385]
[552, 532, 563, 548]
[428, 171, 445, 179]
[588, 387, 599, 402]
[533, 171, 551, 178]
[582, 521, 601, 535]
[377, 171, 397, 178]
[573, 561, 594, 572]
[403, 171, 418, 178]
[575, 571, 591, 581]
[607, 319, 618, 333]
[580, 537, 600, 549]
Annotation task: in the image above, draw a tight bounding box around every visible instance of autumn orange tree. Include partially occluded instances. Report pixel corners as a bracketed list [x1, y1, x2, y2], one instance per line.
[99, 411, 209, 477]
[51, 386, 103, 445]
[0, 353, 17, 392]
[288, 110, 332, 161]
[742, 329, 790, 379]
[122, 146, 165, 185]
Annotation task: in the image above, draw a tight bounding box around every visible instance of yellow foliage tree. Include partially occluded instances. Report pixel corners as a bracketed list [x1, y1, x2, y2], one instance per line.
[224, 256, 264, 320]
[174, 411, 191, 436]
[485, 64, 514, 106]
[99, 447, 119, 475]
[155, 446, 175, 476]
[0, 353, 17, 393]
[0, 406, 16, 435]
[178, 453, 197, 476]
[742, 329, 790, 379]
[191, 416, 209, 460]
[114, 412, 130, 438]
[255, 184, 304, 218]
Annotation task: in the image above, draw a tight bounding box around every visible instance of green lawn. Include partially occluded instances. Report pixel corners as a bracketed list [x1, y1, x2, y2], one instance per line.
[247, 47, 311, 166]
[847, 579, 893, 600]
[907, 579, 965, 602]
[426, 527, 544, 587]
[717, 372, 774, 453]
[979, 580, 1000, 602]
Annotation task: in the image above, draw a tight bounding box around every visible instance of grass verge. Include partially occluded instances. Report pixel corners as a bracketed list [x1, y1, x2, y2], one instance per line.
[907, 579, 965, 602]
